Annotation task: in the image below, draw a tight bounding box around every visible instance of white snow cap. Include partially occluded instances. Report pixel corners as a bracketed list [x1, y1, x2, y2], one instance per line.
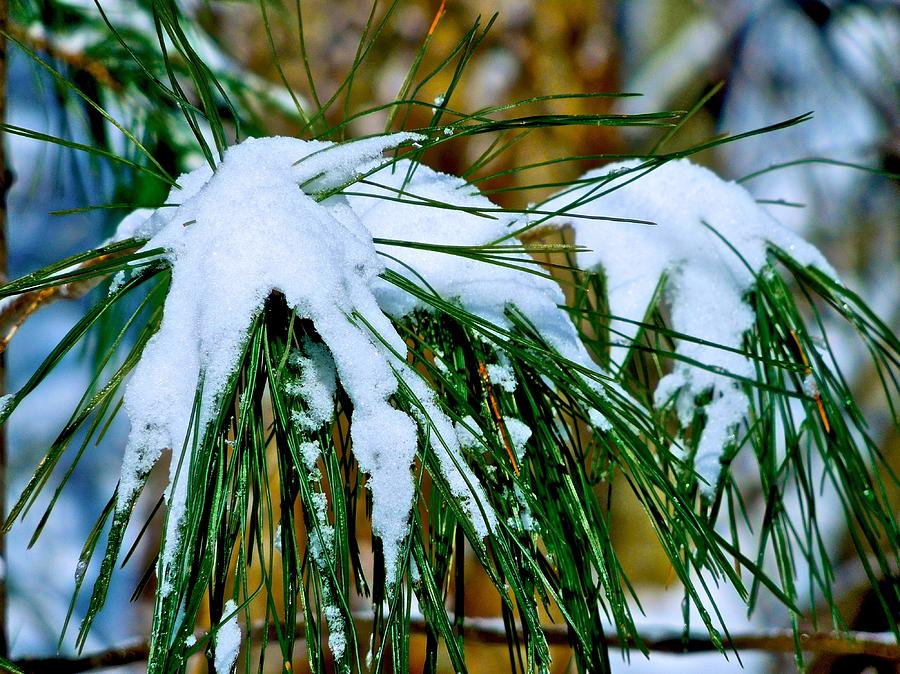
[114, 134, 524, 588]
[543, 159, 836, 494]
[347, 159, 613, 397]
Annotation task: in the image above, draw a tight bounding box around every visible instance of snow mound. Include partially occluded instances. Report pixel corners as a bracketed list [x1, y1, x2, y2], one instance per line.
[543, 159, 836, 494]
[348, 160, 615, 421]
[114, 134, 500, 587]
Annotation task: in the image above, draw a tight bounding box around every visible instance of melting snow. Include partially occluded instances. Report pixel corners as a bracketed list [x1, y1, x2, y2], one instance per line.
[543, 158, 836, 494]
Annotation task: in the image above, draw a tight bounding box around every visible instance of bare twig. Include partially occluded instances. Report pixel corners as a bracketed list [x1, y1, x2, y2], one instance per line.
[9, 642, 149, 674]
[8, 614, 898, 673]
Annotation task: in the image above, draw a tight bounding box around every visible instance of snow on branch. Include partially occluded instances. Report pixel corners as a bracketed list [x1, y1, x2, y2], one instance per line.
[544, 159, 837, 494]
[111, 135, 616, 591]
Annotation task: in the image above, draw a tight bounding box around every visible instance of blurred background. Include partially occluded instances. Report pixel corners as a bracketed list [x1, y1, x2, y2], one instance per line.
[4, 0, 898, 671]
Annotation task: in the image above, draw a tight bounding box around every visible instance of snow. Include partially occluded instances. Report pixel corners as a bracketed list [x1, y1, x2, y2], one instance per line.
[214, 599, 241, 673]
[454, 415, 482, 449]
[308, 492, 335, 567]
[113, 134, 541, 591]
[347, 159, 614, 406]
[286, 339, 337, 432]
[299, 441, 321, 472]
[107, 270, 127, 295]
[348, 162, 564, 339]
[0, 394, 14, 418]
[543, 159, 836, 494]
[503, 417, 532, 462]
[802, 373, 819, 398]
[114, 134, 432, 590]
[306, 490, 346, 661]
[324, 603, 347, 661]
[513, 484, 534, 531]
[112, 133, 630, 595]
[455, 414, 532, 463]
[396, 368, 496, 545]
[588, 408, 612, 432]
[487, 357, 518, 393]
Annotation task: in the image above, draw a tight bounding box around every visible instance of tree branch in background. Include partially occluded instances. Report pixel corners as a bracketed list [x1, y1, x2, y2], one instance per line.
[9, 617, 899, 674]
[0, 248, 137, 354]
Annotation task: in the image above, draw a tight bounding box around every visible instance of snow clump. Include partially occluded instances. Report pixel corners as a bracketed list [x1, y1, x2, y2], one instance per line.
[112, 134, 627, 593]
[543, 159, 836, 494]
[214, 599, 241, 673]
[113, 134, 495, 588]
[346, 158, 616, 426]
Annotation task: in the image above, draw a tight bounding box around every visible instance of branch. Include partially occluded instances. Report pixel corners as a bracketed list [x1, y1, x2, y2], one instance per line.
[0, 248, 135, 354]
[9, 614, 899, 673]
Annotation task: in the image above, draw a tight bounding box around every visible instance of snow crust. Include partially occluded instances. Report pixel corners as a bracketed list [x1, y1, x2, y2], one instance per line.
[544, 159, 835, 493]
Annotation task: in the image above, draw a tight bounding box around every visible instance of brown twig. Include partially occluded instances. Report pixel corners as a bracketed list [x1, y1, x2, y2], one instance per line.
[0, 250, 135, 354]
[9, 641, 149, 674]
[8, 614, 898, 673]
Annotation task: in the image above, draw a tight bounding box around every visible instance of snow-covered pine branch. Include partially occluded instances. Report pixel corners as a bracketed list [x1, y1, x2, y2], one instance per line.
[543, 159, 837, 494]
[111, 135, 621, 596]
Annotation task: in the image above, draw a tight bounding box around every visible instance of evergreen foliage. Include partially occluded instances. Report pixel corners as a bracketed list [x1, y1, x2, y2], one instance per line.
[1, 1, 897, 673]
